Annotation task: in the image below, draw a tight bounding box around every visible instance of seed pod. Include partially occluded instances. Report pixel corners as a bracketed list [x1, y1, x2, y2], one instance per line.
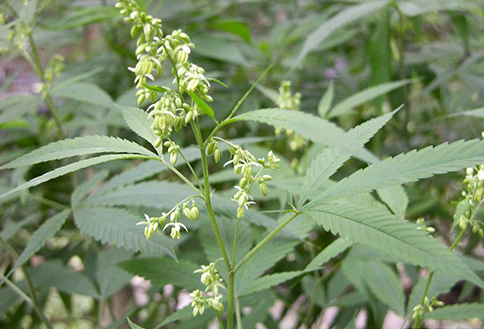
[214, 149, 221, 163]
[259, 182, 268, 196]
[170, 151, 178, 165]
[239, 178, 248, 189]
[207, 141, 215, 155]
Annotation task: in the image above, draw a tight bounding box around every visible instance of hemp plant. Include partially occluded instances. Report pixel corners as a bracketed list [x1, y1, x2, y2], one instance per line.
[2, 1, 484, 328]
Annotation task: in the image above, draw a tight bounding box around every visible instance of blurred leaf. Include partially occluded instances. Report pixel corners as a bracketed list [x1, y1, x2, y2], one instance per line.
[41, 6, 119, 30]
[209, 20, 251, 42]
[423, 303, 484, 320]
[8, 210, 70, 277]
[318, 80, 334, 118]
[329, 80, 410, 118]
[97, 249, 133, 298]
[127, 318, 146, 329]
[191, 34, 247, 65]
[294, 1, 388, 68]
[52, 82, 113, 107]
[304, 238, 353, 272]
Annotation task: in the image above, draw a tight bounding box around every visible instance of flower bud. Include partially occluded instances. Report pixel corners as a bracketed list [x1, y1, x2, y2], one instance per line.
[243, 166, 252, 179]
[237, 206, 245, 218]
[170, 151, 178, 165]
[190, 207, 199, 221]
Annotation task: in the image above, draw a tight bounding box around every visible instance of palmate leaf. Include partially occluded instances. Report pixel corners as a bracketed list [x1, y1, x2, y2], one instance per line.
[0, 135, 157, 170]
[423, 303, 484, 320]
[300, 109, 398, 205]
[307, 139, 484, 207]
[234, 109, 377, 163]
[307, 203, 484, 288]
[0, 154, 156, 200]
[9, 210, 70, 277]
[71, 170, 109, 207]
[73, 206, 176, 259]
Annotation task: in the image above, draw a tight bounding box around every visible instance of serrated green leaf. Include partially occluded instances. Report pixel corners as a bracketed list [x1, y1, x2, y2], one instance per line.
[307, 203, 484, 288]
[318, 80, 335, 118]
[300, 109, 398, 205]
[119, 258, 202, 290]
[234, 109, 377, 163]
[293, 1, 388, 69]
[0, 135, 156, 170]
[256, 84, 279, 104]
[307, 139, 484, 207]
[0, 213, 40, 240]
[73, 206, 176, 259]
[304, 238, 353, 272]
[423, 303, 484, 320]
[0, 154, 155, 200]
[186, 91, 216, 121]
[329, 80, 410, 117]
[10, 210, 70, 276]
[115, 104, 159, 147]
[362, 261, 405, 316]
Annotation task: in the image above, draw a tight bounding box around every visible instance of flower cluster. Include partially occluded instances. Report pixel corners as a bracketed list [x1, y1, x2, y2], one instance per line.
[217, 141, 280, 218]
[412, 296, 444, 321]
[116, 0, 212, 141]
[190, 262, 225, 316]
[41, 54, 65, 98]
[457, 166, 484, 237]
[0, 4, 30, 55]
[275, 81, 307, 153]
[416, 218, 435, 235]
[137, 198, 199, 240]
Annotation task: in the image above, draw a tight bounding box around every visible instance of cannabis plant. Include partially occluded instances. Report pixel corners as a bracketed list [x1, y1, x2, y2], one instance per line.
[1, 0, 484, 328]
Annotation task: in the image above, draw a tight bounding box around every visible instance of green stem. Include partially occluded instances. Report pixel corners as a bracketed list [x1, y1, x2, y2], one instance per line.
[216, 312, 226, 329]
[191, 120, 234, 328]
[233, 211, 301, 274]
[232, 217, 240, 266]
[0, 235, 54, 329]
[160, 158, 202, 197]
[29, 193, 71, 211]
[177, 148, 202, 190]
[235, 296, 242, 329]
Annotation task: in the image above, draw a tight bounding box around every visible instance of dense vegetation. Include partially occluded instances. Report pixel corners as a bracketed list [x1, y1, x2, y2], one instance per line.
[1, 0, 484, 328]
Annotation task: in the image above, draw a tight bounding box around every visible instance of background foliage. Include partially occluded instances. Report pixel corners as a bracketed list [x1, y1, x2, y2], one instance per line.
[1, 0, 484, 328]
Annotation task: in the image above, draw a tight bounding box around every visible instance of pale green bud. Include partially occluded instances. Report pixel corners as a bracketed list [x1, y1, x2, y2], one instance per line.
[214, 149, 221, 163]
[259, 182, 268, 197]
